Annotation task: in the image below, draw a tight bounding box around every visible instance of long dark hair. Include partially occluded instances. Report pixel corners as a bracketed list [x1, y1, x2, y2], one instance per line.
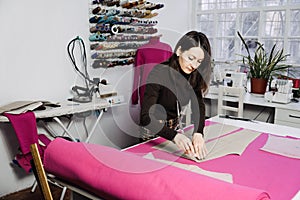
[165, 31, 212, 94]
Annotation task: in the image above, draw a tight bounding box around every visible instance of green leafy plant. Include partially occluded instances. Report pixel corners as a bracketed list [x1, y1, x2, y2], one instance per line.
[237, 31, 292, 81]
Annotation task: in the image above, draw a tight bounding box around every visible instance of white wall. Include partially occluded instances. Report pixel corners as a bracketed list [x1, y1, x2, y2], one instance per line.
[0, 0, 193, 196]
[0, 1, 89, 105]
[153, 0, 193, 47]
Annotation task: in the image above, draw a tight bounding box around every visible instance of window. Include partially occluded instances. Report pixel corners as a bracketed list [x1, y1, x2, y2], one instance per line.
[194, 0, 300, 66]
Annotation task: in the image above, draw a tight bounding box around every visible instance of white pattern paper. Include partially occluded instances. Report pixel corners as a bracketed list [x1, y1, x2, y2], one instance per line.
[261, 134, 300, 159]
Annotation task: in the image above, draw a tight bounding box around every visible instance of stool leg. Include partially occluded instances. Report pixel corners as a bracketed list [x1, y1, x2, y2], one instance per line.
[31, 180, 38, 193]
[60, 186, 67, 200]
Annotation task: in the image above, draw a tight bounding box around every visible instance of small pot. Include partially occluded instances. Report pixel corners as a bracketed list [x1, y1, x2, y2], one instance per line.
[250, 78, 268, 94]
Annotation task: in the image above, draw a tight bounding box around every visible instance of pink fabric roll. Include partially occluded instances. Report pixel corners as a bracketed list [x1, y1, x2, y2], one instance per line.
[44, 138, 270, 200]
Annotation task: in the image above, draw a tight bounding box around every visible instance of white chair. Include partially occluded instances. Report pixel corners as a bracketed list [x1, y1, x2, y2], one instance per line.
[217, 85, 245, 118]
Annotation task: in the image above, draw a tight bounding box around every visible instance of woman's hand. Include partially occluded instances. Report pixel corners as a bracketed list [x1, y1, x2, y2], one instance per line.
[192, 133, 207, 160]
[173, 133, 195, 155]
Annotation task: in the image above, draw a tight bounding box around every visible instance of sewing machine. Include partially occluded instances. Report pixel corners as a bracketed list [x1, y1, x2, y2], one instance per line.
[209, 71, 247, 94]
[221, 71, 247, 88]
[264, 79, 293, 104]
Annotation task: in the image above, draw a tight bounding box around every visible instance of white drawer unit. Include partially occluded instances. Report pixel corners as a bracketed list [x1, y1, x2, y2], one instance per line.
[275, 108, 300, 128]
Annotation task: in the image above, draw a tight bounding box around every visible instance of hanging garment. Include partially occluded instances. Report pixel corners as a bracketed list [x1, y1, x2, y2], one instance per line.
[131, 37, 172, 105]
[4, 112, 51, 173]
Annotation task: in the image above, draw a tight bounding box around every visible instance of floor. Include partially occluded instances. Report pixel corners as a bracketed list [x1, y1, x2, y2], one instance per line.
[0, 184, 71, 200]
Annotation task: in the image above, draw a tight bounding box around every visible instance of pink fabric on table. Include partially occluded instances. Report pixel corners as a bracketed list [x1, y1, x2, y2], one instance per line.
[44, 138, 270, 200]
[199, 133, 300, 200]
[126, 126, 300, 200]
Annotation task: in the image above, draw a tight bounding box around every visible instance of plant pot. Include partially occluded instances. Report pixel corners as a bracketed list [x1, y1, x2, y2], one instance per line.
[250, 78, 268, 94]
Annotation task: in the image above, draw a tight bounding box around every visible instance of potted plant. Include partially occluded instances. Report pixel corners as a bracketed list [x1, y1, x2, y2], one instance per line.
[237, 31, 292, 94]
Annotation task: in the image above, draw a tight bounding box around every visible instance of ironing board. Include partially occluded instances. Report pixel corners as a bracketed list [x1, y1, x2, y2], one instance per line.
[0, 99, 114, 142]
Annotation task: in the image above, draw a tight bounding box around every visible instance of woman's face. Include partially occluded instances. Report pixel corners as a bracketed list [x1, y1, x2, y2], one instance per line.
[177, 46, 205, 74]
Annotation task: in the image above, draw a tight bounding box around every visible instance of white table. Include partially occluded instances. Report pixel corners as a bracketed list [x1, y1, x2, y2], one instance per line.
[206, 92, 300, 110]
[209, 115, 300, 138]
[205, 92, 300, 128]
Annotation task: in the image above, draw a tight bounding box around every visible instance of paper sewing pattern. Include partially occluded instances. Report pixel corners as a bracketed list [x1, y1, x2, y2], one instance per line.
[143, 152, 233, 183]
[260, 134, 300, 159]
[0, 101, 59, 115]
[203, 122, 242, 141]
[205, 128, 261, 161]
[153, 124, 261, 162]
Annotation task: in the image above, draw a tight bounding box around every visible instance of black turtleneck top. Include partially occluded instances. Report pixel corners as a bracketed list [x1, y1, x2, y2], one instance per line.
[140, 62, 206, 141]
[179, 66, 191, 80]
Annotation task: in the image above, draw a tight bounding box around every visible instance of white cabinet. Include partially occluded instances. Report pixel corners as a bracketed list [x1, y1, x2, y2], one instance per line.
[275, 108, 300, 128]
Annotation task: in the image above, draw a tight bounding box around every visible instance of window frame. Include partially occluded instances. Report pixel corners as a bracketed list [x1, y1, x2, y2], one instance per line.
[192, 0, 300, 67]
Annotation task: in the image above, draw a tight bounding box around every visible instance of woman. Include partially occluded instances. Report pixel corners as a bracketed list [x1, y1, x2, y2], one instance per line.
[140, 31, 212, 160]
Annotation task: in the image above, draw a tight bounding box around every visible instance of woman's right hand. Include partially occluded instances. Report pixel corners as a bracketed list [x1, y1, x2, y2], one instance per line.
[173, 133, 195, 155]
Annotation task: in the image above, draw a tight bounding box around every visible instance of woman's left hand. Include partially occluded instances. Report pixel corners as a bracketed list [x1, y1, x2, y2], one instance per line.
[192, 133, 207, 160]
